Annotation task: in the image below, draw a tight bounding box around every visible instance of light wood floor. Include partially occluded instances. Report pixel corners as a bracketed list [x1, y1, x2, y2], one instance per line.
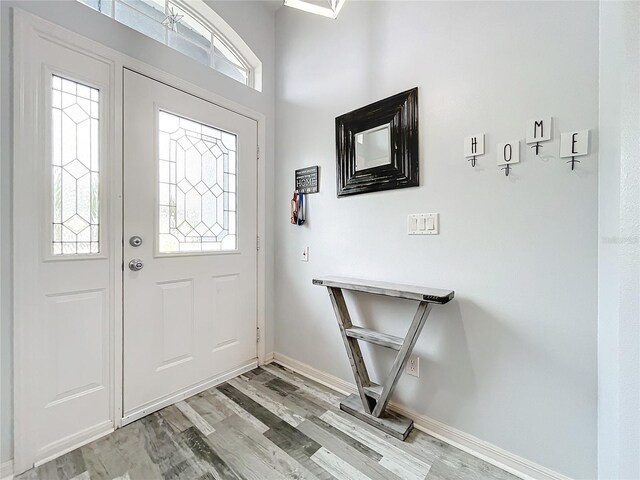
[16, 364, 518, 480]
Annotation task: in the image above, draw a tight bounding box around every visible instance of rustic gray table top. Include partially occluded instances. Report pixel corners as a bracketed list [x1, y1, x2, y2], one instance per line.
[313, 276, 454, 304]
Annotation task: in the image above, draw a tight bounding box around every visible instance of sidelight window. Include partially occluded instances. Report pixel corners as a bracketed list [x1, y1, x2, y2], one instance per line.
[51, 75, 101, 255]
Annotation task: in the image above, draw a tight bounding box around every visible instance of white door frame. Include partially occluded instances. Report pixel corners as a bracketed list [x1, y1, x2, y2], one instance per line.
[13, 9, 267, 474]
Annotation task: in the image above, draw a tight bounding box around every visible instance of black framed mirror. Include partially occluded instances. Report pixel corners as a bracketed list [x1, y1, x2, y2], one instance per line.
[335, 88, 419, 197]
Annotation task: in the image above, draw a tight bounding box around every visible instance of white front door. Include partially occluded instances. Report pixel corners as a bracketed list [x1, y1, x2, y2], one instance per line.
[122, 70, 258, 422]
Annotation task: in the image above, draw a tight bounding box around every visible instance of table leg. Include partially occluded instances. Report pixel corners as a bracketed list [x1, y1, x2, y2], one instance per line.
[372, 301, 433, 417]
[327, 287, 375, 414]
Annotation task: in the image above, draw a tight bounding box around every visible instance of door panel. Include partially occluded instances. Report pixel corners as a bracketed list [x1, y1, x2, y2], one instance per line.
[157, 280, 195, 368]
[45, 289, 106, 404]
[122, 70, 258, 421]
[13, 21, 115, 470]
[211, 274, 241, 350]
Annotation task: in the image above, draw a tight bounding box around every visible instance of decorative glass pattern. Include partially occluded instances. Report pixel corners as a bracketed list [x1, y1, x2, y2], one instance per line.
[51, 75, 100, 255]
[78, 0, 252, 88]
[158, 111, 237, 253]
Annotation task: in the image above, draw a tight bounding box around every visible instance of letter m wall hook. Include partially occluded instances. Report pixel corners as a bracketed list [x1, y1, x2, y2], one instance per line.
[526, 117, 552, 156]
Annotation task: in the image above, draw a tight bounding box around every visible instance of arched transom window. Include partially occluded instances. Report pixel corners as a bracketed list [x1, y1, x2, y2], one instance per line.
[79, 0, 262, 90]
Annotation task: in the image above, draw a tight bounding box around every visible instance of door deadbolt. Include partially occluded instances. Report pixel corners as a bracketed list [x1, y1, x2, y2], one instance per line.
[129, 259, 144, 271]
[129, 236, 143, 247]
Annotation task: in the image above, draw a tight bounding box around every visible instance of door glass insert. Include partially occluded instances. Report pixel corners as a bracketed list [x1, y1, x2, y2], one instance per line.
[158, 110, 237, 253]
[51, 75, 100, 255]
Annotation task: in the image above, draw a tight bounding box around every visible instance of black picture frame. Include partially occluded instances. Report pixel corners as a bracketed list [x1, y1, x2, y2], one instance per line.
[335, 87, 419, 197]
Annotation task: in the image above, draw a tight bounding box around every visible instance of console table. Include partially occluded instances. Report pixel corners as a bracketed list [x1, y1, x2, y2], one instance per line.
[313, 276, 454, 440]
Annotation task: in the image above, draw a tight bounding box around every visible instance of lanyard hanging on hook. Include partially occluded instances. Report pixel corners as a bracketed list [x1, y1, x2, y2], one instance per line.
[290, 191, 306, 226]
[297, 192, 305, 225]
[290, 192, 298, 225]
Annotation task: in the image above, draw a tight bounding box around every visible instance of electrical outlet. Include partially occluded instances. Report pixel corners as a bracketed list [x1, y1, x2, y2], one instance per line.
[300, 246, 309, 262]
[406, 355, 419, 377]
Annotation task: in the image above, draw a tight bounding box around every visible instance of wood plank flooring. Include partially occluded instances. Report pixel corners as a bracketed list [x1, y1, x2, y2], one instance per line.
[16, 364, 519, 480]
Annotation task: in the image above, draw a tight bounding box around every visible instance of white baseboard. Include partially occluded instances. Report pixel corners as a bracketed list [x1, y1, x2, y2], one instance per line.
[1, 460, 13, 480]
[262, 351, 275, 364]
[271, 352, 572, 480]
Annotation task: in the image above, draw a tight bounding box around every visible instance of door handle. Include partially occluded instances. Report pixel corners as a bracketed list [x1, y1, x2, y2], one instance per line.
[129, 259, 144, 271]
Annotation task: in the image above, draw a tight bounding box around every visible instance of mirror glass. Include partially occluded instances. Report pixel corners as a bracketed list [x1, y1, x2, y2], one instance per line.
[355, 123, 391, 171]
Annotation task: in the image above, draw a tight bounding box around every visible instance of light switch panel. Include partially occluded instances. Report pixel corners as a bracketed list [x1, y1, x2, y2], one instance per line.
[408, 213, 439, 235]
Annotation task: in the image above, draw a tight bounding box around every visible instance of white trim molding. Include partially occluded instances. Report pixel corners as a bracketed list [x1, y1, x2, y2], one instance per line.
[262, 351, 275, 365]
[178, 0, 263, 91]
[271, 352, 573, 480]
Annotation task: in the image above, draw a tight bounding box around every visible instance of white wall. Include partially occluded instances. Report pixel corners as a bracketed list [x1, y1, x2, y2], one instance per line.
[0, 0, 275, 464]
[274, 2, 598, 478]
[598, 2, 640, 479]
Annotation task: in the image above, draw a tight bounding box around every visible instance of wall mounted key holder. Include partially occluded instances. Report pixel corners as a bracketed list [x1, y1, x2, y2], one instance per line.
[291, 166, 317, 226]
[295, 166, 319, 193]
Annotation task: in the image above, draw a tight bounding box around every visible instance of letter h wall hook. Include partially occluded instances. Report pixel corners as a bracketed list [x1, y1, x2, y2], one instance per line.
[464, 133, 485, 168]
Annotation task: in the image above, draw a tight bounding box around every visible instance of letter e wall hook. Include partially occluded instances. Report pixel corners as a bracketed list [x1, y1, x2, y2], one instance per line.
[560, 130, 589, 172]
